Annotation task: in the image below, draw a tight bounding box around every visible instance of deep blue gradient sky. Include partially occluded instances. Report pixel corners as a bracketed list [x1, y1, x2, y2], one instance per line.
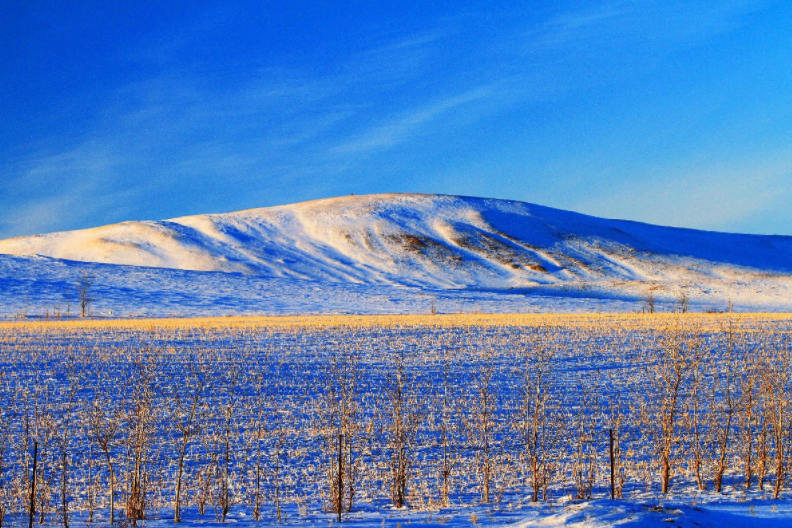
[2, 0, 792, 238]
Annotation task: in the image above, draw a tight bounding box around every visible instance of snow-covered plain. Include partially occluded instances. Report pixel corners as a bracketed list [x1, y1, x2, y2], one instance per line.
[2, 193, 792, 317]
[0, 253, 659, 319]
[1, 316, 792, 527]
[2, 194, 792, 527]
[8, 496, 791, 527]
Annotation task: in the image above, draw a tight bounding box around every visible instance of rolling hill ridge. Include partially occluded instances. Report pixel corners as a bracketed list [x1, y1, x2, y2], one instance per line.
[1, 193, 791, 294]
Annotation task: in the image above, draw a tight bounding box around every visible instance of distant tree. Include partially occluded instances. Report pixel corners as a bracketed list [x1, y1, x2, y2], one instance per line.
[645, 291, 656, 314]
[78, 271, 93, 318]
[678, 291, 689, 314]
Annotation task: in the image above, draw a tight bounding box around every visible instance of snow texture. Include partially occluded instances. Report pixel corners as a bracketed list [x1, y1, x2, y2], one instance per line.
[1, 194, 791, 317]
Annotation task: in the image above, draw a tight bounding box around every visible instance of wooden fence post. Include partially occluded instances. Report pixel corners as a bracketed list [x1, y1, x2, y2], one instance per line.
[609, 429, 615, 500]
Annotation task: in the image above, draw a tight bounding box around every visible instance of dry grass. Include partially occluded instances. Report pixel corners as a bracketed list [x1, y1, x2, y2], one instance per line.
[2, 312, 792, 332]
[1, 311, 791, 522]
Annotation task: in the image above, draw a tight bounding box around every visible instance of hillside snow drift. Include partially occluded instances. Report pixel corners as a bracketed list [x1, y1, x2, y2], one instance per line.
[2, 194, 791, 292]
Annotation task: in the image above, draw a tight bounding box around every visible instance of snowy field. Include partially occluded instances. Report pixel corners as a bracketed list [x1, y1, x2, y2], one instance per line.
[3, 253, 790, 321]
[0, 254, 655, 319]
[1, 314, 792, 527]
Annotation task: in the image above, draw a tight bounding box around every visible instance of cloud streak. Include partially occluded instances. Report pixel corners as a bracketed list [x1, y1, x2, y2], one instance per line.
[329, 85, 500, 156]
[575, 151, 792, 234]
[0, 0, 785, 238]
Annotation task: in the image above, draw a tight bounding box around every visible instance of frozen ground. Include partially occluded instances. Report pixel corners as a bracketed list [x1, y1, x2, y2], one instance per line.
[0, 254, 646, 319]
[1, 255, 791, 320]
[2, 317, 792, 527]
[3, 253, 790, 319]
[7, 496, 792, 527]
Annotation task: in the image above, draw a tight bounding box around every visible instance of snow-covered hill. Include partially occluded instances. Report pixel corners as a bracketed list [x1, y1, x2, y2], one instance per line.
[2, 193, 791, 293]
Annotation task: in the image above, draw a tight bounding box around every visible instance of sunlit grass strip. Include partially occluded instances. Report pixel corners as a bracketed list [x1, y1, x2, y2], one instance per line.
[2, 312, 792, 332]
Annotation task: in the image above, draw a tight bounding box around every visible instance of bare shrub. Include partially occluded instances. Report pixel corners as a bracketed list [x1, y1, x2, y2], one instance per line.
[636, 317, 701, 493]
[515, 326, 558, 502]
[382, 347, 422, 508]
[320, 343, 360, 519]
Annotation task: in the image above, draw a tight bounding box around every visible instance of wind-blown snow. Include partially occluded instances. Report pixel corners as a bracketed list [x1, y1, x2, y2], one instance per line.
[1, 193, 791, 315]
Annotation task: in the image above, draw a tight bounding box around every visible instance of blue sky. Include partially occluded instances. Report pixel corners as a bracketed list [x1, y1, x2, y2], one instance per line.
[2, 0, 792, 238]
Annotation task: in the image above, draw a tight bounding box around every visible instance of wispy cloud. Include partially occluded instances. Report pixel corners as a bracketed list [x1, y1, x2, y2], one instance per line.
[0, 0, 780, 238]
[329, 85, 499, 156]
[528, 0, 765, 51]
[0, 22, 458, 235]
[576, 152, 792, 234]
[0, 145, 137, 238]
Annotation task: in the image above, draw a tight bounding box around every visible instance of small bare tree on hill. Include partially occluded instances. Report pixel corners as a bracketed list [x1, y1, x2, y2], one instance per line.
[77, 271, 93, 318]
